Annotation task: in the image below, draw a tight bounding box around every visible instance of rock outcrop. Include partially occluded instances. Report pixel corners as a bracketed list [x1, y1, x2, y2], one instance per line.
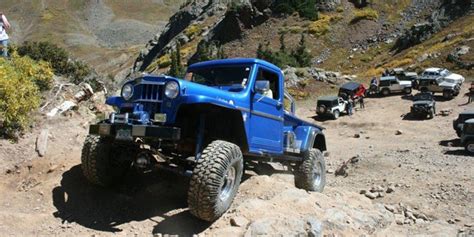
[393, 0, 471, 52]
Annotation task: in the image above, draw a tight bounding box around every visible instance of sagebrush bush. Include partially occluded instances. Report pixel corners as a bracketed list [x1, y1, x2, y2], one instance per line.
[0, 54, 53, 137]
[17, 41, 91, 84]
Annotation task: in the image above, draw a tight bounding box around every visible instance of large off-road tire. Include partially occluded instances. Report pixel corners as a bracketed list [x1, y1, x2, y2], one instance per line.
[333, 110, 340, 120]
[464, 140, 474, 155]
[428, 108, 435, 119]
[188, 140, 243, 222]
[443, 90, 453, 100]
[81, 135, 131, 186]
[404, 87, 412, 94]
[294, 149, 326, 192]
[381, 89, 390, 97]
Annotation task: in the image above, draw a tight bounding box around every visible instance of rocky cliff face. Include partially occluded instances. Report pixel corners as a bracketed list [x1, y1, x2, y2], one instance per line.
[132, 0, 276, 73]
[392, 0, 472, 52]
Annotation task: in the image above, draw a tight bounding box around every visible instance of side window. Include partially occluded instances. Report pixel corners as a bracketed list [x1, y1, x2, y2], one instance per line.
[255, 68, 280, 100]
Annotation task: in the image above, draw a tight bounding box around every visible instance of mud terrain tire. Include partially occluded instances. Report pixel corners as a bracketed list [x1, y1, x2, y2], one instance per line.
[188, 140, 243, 222]
[81, 135, 131, 186]
[295, 148, 326, 192]
[381, 89, 390, 96]
[333, 110, 340, 119]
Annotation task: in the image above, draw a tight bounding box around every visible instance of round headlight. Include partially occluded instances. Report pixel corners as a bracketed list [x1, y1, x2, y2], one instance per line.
[165, 81, 179, 99]
[121, 83, 134, 100]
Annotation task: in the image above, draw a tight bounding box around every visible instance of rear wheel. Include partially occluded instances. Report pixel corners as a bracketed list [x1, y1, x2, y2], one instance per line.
[295, 149, 326, 192]
[464, 140, 474, 155]
[381, 89, 390, 96]
[188, 140, 243, 222]
[81, 135, 132, 186]
[404, 87, 412, 94]
[333, 110, 340, 120]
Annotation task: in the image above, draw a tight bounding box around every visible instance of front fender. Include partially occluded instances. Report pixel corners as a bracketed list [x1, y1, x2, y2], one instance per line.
[106, 96, 125, 107]
[294, 126, 326, 152]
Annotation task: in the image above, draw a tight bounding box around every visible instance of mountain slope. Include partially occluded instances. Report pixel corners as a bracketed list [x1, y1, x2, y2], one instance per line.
[0, 0, 181, 75]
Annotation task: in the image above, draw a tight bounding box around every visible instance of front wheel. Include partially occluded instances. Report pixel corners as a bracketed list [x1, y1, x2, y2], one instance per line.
[428, 108, 434, 119]
[465, 140, 474, 155]
[333, 110, 340, 120]
[381, 89, 390, 97]
[81, 135, 132, 186]
[294, 149, 326, 192]
[188, 140, 243, 222]
[443, 90, 453, 100]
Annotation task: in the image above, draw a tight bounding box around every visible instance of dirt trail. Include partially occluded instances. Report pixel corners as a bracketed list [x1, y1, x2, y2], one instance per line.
[0, 83, 473, 236]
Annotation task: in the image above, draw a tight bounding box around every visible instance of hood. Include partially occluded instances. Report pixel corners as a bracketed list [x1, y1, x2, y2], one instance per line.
[178, 78, 247, 109]
[439, 81, 457, 88]
[445, 73, 464, 81]
[413, 100, 433, 106]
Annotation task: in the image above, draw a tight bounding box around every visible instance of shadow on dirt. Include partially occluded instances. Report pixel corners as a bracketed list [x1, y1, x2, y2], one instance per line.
[443, 149, 471, 156]
[439, 139, 461, 147]
[401, 113, 429, 121]
[52, 165, 209, 235]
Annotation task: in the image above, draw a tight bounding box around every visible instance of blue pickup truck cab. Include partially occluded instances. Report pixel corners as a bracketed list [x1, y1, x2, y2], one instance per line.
[82, 58, 327, 221]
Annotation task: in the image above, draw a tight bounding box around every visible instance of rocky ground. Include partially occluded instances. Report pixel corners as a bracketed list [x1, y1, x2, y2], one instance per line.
[0, 82, 473, 236]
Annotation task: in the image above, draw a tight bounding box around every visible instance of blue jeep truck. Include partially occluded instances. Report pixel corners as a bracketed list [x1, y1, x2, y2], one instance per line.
[82, 58, 327, 221]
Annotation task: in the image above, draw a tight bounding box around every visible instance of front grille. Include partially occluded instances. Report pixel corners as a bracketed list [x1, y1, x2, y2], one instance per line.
[134, 83, 164, 116]
[138, 84, 164, 101]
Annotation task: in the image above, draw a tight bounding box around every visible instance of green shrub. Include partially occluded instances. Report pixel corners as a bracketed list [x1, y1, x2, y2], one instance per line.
[273, 0, 319, 20]
[257, 33, 312, 68]
[0, 54, 51, 138]
[64, 60, 91, 85]
[17, 41, 92, 84]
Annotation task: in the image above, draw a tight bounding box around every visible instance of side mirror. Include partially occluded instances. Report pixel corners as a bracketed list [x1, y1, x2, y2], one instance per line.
[255, 80, 270, 94]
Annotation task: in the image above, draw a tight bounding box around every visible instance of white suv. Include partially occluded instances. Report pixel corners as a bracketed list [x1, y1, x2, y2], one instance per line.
[378, 76, 413, 96]
[421, 68, 465, 86]
[316, 96, 347, 119]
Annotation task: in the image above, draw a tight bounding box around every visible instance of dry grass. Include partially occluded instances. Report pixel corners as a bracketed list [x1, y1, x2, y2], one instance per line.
[351, 8, 379, 24]
[308, 14, 342, 36]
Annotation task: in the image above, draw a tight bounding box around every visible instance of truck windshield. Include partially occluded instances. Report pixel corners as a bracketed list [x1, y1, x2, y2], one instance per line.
[186, 65, 252, 87]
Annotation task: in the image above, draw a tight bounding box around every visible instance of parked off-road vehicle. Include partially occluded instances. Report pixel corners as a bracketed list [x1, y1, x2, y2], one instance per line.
[378, 76, 412, 96]
[453, 109, 474, 137]
[388, 68, 418, 82]
[81, 58, 327, 222]
[410, 92, 436, 119]
[421, 67, 465, 86]
[418, 77, 460, 99]
[338, 82, 367, 99]
[460, 119, 474, 155]
[316, 96, 347, 119]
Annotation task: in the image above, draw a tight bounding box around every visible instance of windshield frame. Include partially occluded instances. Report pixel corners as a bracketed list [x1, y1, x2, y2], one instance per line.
[186, 64, 253, 88]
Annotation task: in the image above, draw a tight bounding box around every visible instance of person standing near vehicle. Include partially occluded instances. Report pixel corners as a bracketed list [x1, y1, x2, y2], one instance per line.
[359, 96, 365, 109]
[347, 98, 353, 116]
[0, 12, 11, 58]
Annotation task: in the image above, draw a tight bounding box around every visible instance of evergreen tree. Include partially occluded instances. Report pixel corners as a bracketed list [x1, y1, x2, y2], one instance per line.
[169, 43, 185, 77]
[292, 33, 312, 67]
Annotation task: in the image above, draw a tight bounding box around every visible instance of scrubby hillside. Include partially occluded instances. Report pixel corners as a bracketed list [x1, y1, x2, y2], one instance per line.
[0, 0, 181, 76]
[134, 0, 473, 90]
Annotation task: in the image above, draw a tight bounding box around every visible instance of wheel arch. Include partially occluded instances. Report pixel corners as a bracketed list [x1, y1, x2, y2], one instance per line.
[175, 103, 249, 153]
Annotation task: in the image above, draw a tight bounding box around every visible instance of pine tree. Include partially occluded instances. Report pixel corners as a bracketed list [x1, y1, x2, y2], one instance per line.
[279, 32, 286, 52]
[293, 33, 312, 67]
